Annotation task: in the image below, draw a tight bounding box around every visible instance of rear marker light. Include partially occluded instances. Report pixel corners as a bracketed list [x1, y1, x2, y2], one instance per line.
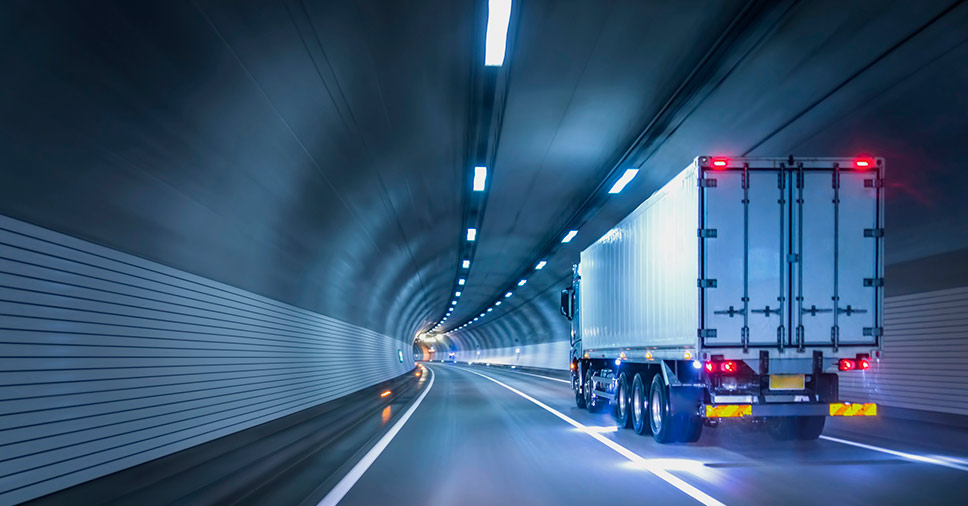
[711, 158, 729, 168]
[854, 158, 874, 168]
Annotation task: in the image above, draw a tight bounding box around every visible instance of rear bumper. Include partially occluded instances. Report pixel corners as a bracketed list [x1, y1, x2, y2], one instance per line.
[704, 402, 877, 418]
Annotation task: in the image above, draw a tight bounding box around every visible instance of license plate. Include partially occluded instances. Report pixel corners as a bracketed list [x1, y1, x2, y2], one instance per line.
[770, 374, 805, 390]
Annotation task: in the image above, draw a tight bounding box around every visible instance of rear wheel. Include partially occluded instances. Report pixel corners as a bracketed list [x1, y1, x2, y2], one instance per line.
[649, 375, 676, 444]
[612, 372, 632, 428]
[677, 413, 703, 443]
[771, 416, 826, 440]
[631, 373, 648, 435]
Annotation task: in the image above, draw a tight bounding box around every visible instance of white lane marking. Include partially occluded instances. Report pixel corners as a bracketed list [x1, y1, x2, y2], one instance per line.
[317, 367, 436, 506]
[461, 368, 725, 506]
[820, 436, 968, 472]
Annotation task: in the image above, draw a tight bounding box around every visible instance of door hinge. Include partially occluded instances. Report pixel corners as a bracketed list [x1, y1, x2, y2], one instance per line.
[864, 178, 884, 188]
[864, 228, 885, 238]
[698, 178, 718, 188]
[863, 327, 884, 337]
[698, 329, 717, 338]
[863, 278, 884, 287]
[698, 278, 718, 288]
[698, 228, 718, 238]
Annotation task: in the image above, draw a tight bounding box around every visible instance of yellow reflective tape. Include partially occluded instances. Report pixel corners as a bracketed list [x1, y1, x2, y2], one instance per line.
[829, 403, 877, 416]
[705, 404, 752, 418]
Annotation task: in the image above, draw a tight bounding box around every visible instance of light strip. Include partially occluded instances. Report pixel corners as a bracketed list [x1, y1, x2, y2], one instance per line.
[484, 0, 512, 66]
[466, 228, 477, 241]
[473, 166, 487, 191]
[561, 230, 578, 243]
[535, 260, 547, 270]
[608, 168, 639, 194]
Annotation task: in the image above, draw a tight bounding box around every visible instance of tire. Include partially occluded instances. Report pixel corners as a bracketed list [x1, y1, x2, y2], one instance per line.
[770, 416, 826, 441]
[631, 373, 649, 435]
[649, 375, 676, 444]
[573, 370, 586, 409]
[677, 413, 703, 443]
[612, 372, 632, 428]
[584, 367, 607, 412]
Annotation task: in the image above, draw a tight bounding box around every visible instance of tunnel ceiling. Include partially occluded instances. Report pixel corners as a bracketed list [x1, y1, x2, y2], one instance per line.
[2, 1, 967, 353]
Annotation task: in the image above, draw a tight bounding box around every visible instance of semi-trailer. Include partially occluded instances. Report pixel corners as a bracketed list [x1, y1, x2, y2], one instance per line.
[560, 156, 883, 443]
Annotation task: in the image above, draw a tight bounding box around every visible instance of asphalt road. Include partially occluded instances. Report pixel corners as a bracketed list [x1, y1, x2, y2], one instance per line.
[332, 363, 968, 506]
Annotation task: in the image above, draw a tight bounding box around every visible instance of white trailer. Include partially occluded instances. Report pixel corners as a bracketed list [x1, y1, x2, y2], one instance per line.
[560, 156, 884, 443]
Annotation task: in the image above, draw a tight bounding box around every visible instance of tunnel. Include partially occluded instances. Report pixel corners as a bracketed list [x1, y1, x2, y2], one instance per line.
[1, 0, 967, 504]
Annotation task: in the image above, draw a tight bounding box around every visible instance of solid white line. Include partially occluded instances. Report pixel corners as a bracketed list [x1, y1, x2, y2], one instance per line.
[820, 435, 968, 472]
[317, 367, 436, 506]
[461, 368, 725, 506]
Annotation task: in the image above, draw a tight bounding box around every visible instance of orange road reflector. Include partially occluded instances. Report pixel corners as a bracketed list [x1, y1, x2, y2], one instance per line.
[380, 390, 392, 398]
[704, 404, 752, 418]
[829, 403, 877, 416]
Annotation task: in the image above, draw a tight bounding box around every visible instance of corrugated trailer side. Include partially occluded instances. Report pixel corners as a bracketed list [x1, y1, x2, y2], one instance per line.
[579, 163, 699, 356]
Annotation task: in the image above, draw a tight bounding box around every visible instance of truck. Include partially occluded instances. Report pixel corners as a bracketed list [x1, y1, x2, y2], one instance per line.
[560, 156, 884, 443]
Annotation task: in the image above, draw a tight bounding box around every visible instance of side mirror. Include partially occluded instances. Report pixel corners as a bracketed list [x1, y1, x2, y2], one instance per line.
[560, 289, 572, 320]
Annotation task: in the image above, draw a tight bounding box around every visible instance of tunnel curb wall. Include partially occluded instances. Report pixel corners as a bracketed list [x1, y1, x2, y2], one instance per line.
[0, 214, 415, 504]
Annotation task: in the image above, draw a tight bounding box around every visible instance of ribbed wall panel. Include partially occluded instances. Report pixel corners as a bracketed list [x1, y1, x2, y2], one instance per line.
[839, 286, 968, 416]
[451, 341, 570, 371]
[0, 215, 414, 505]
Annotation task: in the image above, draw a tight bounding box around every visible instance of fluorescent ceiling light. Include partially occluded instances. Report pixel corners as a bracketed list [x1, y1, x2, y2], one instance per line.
[487, 308, 493, 312]
[466, 228, 477, 241]
[495, 301, 502, 306]
[451, 300, 457, 305]
[608, 168, 639, 194]
[458, 278, 466, 285]
[561, 230, 578, 243]
[484, 0, 512, 66]
[535, 260, 547, 270]
[480, 313, 485, 317]
[462, 260, 471, 269]
[455, 291, 462, 297]
[517, 279, 527, 286]
[473, 166, 487, 191]
[505, 291, 513, 298]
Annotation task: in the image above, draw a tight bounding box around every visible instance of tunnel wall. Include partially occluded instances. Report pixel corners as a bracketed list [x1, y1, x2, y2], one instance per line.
[840, 286, 968, 416]
[0, 214, 414, 504]
[451, 340, 570, 370]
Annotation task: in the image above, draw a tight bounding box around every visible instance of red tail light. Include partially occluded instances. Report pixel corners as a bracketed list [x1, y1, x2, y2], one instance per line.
[711, 158, 729, 168]
[839, 359, 856, 371]
[721, 361, 737, 373]
[859, 358, 871, 370]
[854, 158, 874, 169]
[704, 362, 715, 373]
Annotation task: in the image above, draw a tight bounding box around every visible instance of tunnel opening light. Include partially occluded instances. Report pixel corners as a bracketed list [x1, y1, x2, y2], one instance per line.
[711, 157, 729, 168]
[517, 279, 527, 286]
[462, 259, 471, 269]
[505, 291, 513, 298]
[535, 260, 547, 270]
[561, 230, 578, 243]
[608, 168, 639, 194]
[484, 0, 512, 66]
[473, 166, 487, 191]
[466, 228, 477, 241]
[458, 278, 465, 285]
